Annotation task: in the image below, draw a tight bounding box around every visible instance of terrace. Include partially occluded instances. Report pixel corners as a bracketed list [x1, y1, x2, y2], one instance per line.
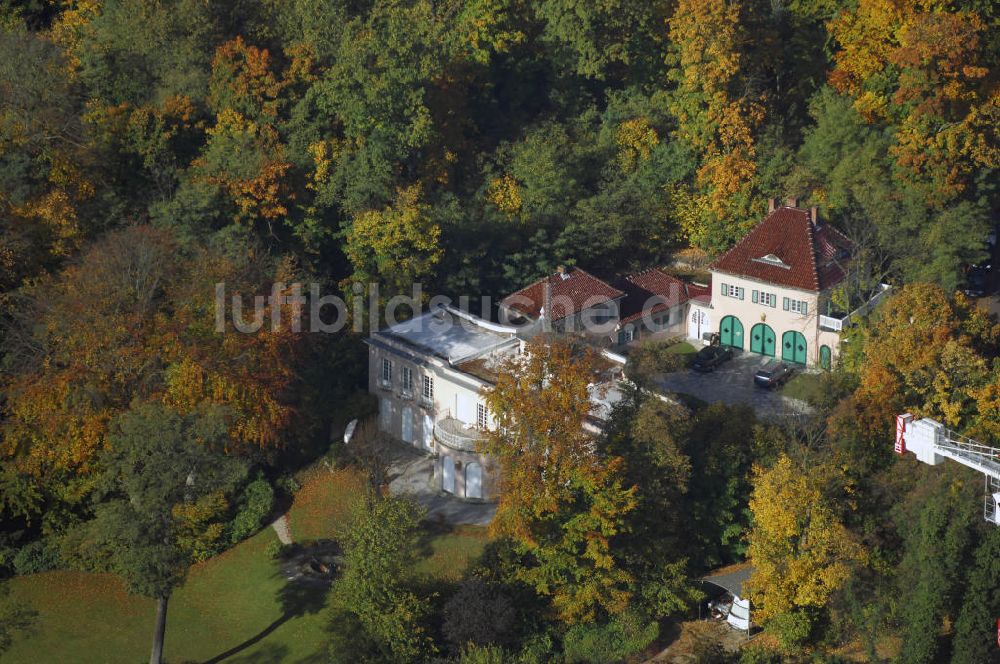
[818, 283, 891, 332]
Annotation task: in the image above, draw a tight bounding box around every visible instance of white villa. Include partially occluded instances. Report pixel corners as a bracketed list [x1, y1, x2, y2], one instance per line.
[365, 305, 627, 502]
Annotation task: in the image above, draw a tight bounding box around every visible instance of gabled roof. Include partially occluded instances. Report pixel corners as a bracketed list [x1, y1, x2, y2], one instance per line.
[501, 267, 623, 321]
[616, 268, 690, 325]
[710, 206, 853, 292]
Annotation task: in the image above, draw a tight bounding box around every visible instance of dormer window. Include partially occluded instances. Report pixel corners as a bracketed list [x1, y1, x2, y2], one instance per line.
[753, 253, 791, 269]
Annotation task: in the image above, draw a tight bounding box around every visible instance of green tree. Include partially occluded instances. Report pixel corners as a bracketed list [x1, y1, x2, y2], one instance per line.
[602, 393, 701, 617]
[952, 526, 1000, 664]
[896, 473, 979, 664]
[329, 493, 434, 663]
[89, 402, 246, 664]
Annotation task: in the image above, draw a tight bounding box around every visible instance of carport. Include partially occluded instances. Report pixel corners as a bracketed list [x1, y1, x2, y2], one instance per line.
[700, 564, 754, 638]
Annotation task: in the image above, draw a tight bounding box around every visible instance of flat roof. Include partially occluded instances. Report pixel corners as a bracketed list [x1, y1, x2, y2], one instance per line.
[377, 308, 517, 364]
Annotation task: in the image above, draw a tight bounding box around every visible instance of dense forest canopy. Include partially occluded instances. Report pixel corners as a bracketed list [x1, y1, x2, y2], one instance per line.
[1, 0, 1000, 662]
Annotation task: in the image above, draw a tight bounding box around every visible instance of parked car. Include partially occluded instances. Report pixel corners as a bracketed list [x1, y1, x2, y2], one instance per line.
[691, 344, 734, 372]
[753, 360, 794, 388]
[963, 263, 992, 298]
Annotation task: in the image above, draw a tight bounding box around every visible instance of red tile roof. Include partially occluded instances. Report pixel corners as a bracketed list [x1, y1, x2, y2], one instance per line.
[686, 277, 712, 304]
[502, 267, 624, 320]
[616, 269, 690, 324]
[710, 206, 853, 292]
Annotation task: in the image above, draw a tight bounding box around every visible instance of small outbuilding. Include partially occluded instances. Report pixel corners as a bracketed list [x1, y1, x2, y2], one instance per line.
[701, 564, 754, 635]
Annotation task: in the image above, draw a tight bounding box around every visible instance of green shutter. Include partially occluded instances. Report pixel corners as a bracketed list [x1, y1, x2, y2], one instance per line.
[783, 297, 789, 311]
[752, 290, 758, 304]
[721, 282, 727, 296]
[801, 301, 808, 315]
[739, 288, 744, 300]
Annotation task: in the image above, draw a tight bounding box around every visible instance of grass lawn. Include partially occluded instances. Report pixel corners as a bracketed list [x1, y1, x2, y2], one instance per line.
[5, 528, 332, 664]
[780, 372, 827, 403]
[6, 464, 492, 663]
[664, 341, 697, 355]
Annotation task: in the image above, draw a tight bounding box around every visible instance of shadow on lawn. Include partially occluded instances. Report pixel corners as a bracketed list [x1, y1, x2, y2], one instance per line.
[200, 566, 328, 664]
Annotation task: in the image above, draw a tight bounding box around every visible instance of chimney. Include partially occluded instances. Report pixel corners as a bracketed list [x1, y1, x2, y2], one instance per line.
[786, 197, 798, 208]
[810, 206, 819, 225]
[556, 265, 570, 280]
[767, 198, 776, 213]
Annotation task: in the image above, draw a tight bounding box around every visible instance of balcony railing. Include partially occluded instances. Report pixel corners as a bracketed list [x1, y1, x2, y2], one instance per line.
[434, 416, 482, 452]
[399, 388, 414, 400]
[378, 378, 393, 390]
[819, 284, 891, 332]
[419, 395, 433, 409]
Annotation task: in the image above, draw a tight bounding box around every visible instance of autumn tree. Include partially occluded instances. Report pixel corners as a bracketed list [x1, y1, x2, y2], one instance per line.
[481, 337, 637, 623]
[0, 226, 305, 525]
[829, 0, 999, 199]
[746, 454, 866, 651]
[89, 402, 246, 664]
[666, 0, 763, 251]
[849, 284, 999, 447]
[0, 27, 95, 289]
[344, 184, 442, 301]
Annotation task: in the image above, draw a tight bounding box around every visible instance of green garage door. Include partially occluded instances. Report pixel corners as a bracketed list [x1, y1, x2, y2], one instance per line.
[719, 315, 744, 350]
[781, 331, 807, 365]
[750, 323, 775, 357]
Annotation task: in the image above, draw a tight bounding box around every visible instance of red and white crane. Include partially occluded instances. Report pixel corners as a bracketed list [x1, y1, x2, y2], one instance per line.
[896, 413, 1000, 525]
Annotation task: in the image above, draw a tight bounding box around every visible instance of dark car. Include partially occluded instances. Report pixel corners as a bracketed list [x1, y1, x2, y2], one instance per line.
[963, 263, 992, 298]
[691, 345, 734, 372]
[753, 360, 794, 388]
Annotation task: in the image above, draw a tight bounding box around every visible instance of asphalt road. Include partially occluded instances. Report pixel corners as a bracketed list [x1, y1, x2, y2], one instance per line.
[656, 351, 813, 420]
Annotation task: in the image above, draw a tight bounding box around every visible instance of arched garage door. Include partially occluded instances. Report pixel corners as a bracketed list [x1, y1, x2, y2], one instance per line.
[719, 315, 744, 350]
[749, 323, 775, 357]
[781, 331, 807, 365]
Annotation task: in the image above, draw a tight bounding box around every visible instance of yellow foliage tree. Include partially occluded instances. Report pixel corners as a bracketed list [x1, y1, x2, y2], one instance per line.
[667, 0, 762, 250]
[746, 455, 866, 622]
[344, 184, 443, 296]
[829, 0, 999, 198]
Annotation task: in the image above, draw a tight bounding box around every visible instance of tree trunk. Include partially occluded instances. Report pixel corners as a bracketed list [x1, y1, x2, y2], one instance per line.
[149, 595, 168, 664]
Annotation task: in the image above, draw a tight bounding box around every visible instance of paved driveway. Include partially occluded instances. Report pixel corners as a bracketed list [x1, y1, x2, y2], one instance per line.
[656, 351, 812, 420]
[385, 441, 496, 526]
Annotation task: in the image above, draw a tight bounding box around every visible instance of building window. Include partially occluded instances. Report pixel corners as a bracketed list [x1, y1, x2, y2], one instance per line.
[753, 290, 777, 307]
[401, 366, 413, 392]
[476, 403, 488, 429]
[624, 326, 634, 343]
[721, 283, 744, 300]
[422, 375, 434, 400]
[381, 358, 392, 384]
[783, 297, 809, 314]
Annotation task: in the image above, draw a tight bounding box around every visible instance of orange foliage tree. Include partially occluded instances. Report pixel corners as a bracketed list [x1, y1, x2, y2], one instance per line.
[481, 337, 637, 623]
[0, 226, 305, 525]
[829, 0, 999, 199]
